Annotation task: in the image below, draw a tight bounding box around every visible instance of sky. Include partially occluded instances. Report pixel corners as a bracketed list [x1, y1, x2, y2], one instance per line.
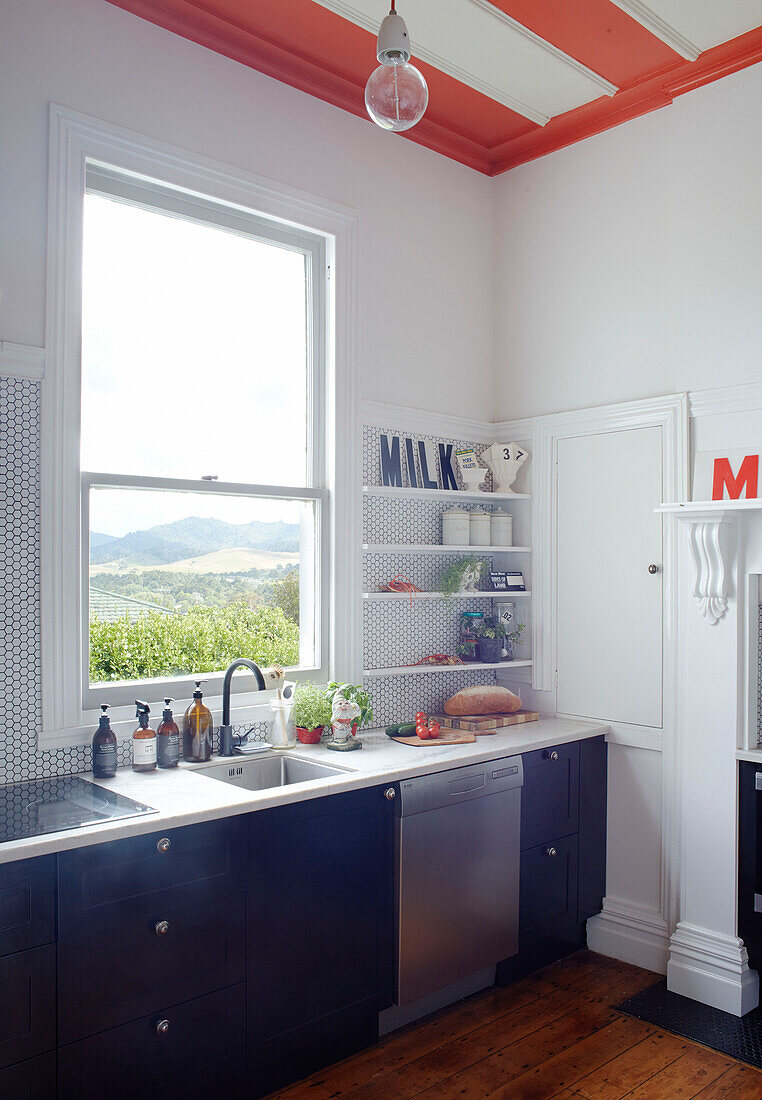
[81, 192, 310, 537]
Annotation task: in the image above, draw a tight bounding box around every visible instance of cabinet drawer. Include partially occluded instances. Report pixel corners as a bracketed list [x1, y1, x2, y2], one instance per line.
[0, 1053, 56, 1100]
[0, 945, 56, 1071]
[519, 835, 579, 941]
[0, 858, 55, 957]
[59, 893, 245, 1042]
[521, 742, 579, 850]
[58, 817, 245, 936]
[58, 983, 246, 1100]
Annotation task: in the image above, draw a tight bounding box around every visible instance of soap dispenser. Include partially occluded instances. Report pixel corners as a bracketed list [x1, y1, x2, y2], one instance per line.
[92, 703, 118, 778]
[157, 698, 180, 769]
[183, 681, 213, 762]
[132, 700, 157, 773]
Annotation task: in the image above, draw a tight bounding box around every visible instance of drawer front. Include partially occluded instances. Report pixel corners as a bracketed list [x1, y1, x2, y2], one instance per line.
[0, 945, 56, 1071]
[0, 858, 55, 957]
[0, 1053, 56, 1100]
[521, 742, 579, 850]
[59, 893, 245, 1042]
[58, 817, 245, 936]
[58, 983, 246, 1100]
[519, 835, 579, 941]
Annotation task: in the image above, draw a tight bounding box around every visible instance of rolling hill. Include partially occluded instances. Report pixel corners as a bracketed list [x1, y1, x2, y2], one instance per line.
[90, 516, 300, 567]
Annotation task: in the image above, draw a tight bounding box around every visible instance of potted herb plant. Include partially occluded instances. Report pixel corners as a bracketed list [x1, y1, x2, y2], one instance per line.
[477, 617, 506, 663]
[505, 622, 526, 661]
[324, 682, 373, 735]
[438, 558, 487, 605]
[291, 681, 332, 744]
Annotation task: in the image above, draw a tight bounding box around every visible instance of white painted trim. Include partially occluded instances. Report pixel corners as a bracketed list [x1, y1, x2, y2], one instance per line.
[0, 341, 45, 380]
[360, 399, 492, 443]
[587, 897, 670, 974]
[668, 922, 760, 1016]
[489, 417, 536, 442]
[690, 381, 762, 418]
[609, 0, 700, 61]
[41, 103, 360, 735]
[556, 717, 664, 752]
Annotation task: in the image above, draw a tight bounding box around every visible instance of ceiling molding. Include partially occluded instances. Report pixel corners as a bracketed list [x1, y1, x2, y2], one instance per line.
[466, 0, 618, 99]
[0, 341, 45, 380]
[609, 0, 701, 61]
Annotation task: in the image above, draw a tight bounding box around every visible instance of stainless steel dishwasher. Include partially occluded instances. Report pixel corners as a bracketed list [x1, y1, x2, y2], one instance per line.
[395, 757, 524, 1005]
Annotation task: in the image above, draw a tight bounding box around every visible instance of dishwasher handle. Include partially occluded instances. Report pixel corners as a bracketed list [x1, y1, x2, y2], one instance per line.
[449, 776, 486, 796]
[398, 757, 523, 816]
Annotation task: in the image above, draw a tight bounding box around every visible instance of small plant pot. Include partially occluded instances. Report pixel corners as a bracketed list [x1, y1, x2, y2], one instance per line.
[296, 725, 324, 745]
[479, 636, 504, 663]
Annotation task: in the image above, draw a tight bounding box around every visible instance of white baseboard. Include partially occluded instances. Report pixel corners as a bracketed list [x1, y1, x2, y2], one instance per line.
[586, 896, 669, 974]
[667, 922, 760, 1017]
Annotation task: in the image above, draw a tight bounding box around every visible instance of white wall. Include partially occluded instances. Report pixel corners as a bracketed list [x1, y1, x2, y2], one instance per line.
[492, 61, 762, 421]
[0, 0, 495, 420]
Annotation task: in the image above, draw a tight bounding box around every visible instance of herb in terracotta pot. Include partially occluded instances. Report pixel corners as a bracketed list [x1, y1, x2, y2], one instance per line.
[291, 682, 332, 744]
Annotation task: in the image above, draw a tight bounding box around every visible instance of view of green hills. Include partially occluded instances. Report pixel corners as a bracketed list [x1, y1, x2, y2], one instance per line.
[89, 516, 302, 682]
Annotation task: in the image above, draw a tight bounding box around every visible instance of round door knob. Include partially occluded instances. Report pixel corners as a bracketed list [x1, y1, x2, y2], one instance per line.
[545, 847, 558, 858]
[543, 750, 559, 762]
[648, 564, 659, 575]
[155, 920, 169, 936]
[156, 837, 171, 853]
[384, 787, 396, 801]
[155, 1019, 171, 1035]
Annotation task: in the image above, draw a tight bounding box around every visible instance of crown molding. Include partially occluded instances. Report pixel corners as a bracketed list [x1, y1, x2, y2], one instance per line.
[0, 341, 45, 380]
[361, 399, 493, 443]
[609, 0, 700, 61]
[689, 381, 762, 419]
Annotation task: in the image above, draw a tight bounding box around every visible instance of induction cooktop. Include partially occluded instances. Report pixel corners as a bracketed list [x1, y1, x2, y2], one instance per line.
[0, 776, 158, 843]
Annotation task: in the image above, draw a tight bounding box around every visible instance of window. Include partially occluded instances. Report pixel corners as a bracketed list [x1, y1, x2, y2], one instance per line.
[78, 167, 329, 710]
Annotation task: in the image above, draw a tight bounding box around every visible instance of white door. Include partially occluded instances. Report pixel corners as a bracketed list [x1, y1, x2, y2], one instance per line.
[556, 426, 663, 728]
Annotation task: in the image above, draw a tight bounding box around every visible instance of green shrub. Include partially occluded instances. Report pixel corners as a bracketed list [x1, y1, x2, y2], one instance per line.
[89, 600, 299, 682]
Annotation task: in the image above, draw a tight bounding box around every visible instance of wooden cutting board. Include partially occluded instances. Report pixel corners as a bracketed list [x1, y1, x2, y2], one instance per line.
[433, 710, 540, 734]
[389, 729, 476, 746]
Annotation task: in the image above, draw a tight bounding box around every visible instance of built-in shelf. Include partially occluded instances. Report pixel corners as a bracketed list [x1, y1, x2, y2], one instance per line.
[363, 543, 530, 554]
[657, 500, 762, 517]
[363, 485, 531, 502]
[362, 590, 531, 600]
[363, 660, 533, 677]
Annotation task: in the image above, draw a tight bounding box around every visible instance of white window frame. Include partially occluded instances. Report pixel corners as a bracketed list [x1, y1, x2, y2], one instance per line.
[41, 105, 360, 745]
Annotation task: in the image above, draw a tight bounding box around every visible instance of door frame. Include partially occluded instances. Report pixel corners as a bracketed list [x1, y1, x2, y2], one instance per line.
[534, 392, 688, 934]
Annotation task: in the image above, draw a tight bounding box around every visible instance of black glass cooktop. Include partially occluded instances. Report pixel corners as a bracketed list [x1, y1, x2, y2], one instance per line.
[0, 776, 157, 843]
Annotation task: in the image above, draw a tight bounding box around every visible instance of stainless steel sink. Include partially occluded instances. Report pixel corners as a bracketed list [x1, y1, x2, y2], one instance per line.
[195, 754, 347, 792]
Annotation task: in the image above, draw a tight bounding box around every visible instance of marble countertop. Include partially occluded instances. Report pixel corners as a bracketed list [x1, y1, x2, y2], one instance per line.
[0, 717, 608, 865]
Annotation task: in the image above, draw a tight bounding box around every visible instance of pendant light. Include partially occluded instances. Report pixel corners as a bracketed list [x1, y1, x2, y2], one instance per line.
[365, 1, 429, 132]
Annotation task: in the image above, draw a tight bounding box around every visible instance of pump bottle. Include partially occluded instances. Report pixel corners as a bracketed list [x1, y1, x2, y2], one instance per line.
[157, 698, 180, 769]
[183, 681, 213, 762]
[132, 700, 157, 773]
[92, 703, 118, 778]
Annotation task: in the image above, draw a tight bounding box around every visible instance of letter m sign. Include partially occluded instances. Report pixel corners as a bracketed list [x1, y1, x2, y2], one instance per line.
[712, 454, 759, 500]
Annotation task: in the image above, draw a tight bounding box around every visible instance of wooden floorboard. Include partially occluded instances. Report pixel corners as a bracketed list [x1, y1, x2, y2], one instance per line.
[268, 951, 762, 1100]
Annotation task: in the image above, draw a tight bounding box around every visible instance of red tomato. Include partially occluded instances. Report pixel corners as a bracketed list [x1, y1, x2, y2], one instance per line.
[427, 719, 441, 739]
[417, 727, 430, 740]
[415, 711, 427, 722]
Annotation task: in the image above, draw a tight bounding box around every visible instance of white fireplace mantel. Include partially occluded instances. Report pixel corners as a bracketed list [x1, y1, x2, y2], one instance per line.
[656, 500, 760, 624]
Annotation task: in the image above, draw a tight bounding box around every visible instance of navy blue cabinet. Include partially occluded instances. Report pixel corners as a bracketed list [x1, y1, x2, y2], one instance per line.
[0, 946, 56, 1071]
[0, 1054, 56, 1100]
[0, 858, 55, 959]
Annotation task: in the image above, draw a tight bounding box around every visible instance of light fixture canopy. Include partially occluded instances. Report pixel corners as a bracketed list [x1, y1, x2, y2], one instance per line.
[365, 3, 428, 133]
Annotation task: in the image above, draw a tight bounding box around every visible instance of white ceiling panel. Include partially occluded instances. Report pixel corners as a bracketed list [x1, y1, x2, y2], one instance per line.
[313, 0, 618, 125]
[614, 0, 762, 56]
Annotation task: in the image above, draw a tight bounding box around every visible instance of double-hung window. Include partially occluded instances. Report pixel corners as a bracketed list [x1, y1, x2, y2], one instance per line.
[79, 166, 329, 711]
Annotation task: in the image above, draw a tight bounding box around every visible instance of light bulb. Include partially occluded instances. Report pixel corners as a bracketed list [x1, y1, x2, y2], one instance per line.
[365, 60, 429, 132]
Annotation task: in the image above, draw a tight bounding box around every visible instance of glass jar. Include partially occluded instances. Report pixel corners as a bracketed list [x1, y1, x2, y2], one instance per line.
[458, 610, 484, 663]
[268, 696, 296, 748]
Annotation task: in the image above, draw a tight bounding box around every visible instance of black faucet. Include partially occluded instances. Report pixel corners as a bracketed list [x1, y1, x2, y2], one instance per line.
[218, 658, 266, 756]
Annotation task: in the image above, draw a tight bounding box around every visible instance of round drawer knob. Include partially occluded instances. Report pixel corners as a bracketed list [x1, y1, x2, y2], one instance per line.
[155, 920, 170, 936]
[155, 1019, 171, 1035]
[545, 847, 558, 858]
[156, 837, 171, 853]
[648, 564, 659, 575]
[384, 787, 396, 801]
[543, 750, 559, 762]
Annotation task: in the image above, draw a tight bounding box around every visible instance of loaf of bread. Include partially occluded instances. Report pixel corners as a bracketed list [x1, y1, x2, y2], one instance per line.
[443, 685, 522, 716]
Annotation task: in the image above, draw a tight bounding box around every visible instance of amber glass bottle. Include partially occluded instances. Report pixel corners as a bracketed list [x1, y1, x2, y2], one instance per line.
[92, 703, 118, 778]
[132, 700, 157, 773]
[183, 683, 213, 762]
[157, 698, 180, 769]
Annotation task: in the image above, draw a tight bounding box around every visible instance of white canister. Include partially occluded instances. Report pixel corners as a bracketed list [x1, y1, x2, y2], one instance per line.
[442, 506, 470, 546]
[469, 508, 491, 546]
[490, 508, 513, 547]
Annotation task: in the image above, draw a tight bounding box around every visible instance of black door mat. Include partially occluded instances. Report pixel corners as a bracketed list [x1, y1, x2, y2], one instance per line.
[618, 980, 762, 1071]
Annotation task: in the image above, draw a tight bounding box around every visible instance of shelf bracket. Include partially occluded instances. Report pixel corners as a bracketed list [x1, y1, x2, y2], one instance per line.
[657, 506, 738, 625]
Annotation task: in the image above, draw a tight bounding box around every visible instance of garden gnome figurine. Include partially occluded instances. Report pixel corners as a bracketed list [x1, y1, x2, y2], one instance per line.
[483, 442, 529, 494]
[326, 695, 362, 751]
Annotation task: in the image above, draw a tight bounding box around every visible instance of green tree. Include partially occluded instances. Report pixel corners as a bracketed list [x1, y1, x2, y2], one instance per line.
[265, 570, 300, 624]
[89, 600, 299, 682]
